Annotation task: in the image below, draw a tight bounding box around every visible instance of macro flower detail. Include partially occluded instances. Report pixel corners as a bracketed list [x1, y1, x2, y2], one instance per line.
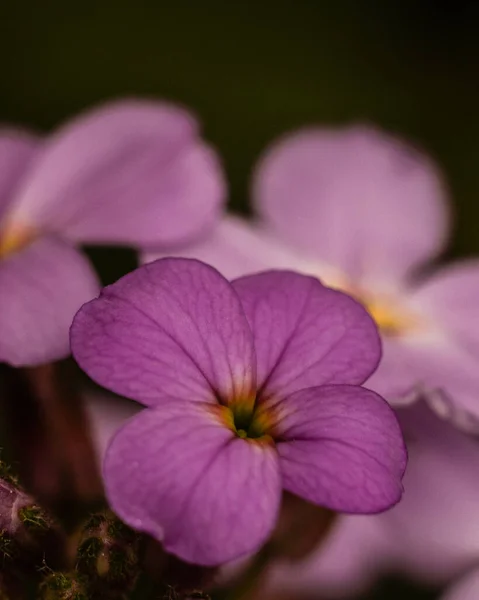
[0, 100, 224, 366]
[143, 126, 479, 429]
[442, 569, 479, 600]
[71, 258, 406, 566]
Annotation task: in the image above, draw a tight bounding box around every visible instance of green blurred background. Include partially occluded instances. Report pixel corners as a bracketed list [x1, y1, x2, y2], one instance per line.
[2, 1, 478, 597]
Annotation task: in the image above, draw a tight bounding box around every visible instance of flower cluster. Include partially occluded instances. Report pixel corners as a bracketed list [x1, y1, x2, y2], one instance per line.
[2, 96, 479, 600]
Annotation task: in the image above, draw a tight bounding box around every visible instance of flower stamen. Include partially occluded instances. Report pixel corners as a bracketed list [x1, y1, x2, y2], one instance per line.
[0, 223, 35, 258]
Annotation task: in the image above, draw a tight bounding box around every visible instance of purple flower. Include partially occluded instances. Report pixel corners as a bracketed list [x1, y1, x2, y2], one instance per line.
[266, 398, 479, 595]
[143, 126, 479, 429]
[0, 99, 225, 366]
[375, 400, 479, 583]
[70, 257, 406, 566]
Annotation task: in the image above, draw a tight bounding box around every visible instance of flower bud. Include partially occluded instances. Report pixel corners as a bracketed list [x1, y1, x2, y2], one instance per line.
[0, 467, 62, 569]
[39, 571, 88, 600]
[76, 511, 139, 596]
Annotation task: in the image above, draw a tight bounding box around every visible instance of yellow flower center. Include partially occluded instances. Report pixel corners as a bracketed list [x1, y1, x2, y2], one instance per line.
[359, 293, 420, 337]
[0, 223, 34, 258]
[316, 270, 420, 337]
[212, 402, 275, 445]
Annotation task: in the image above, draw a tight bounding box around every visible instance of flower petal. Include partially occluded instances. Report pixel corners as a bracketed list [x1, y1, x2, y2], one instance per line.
[142, 215, 305, 280]
[232, 270, 380, 402]
[379, 260, 479, 423]
[253, 126, 449, 286]
[372, 399, 479, 583]
[71, 258, 256, 407]
[0, 129, 39, 222]
[442, 570, 479, 600]
[0, 237, 99, 366]
[275, 385, 406, 513]
[411, 259, 479, 357]
[368, 334, 479, 429]
[104, 401, 281, 565]
[7, 100, 225, 246]
[266, 515, 395, 598]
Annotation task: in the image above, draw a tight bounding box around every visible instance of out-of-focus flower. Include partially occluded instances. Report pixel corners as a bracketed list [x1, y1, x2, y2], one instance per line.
[441, 569, 479, 600]
[374, 399, 479, 583]
[70, 257, 406, 566]
[0, 99, 225, 366]
[266, 398, 479, 596]
[265, 513, 395, 598]
[143, 126, 479, 429]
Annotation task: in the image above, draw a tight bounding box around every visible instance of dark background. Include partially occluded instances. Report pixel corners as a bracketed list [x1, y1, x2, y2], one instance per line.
[2, 1, 478, 597]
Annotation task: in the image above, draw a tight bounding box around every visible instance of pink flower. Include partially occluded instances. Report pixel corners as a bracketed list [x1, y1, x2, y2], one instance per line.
[266, 398, 479, 595]
[0, 99, 225, 366]
[143, 125, 479, 429]
[70, 258, 406, 565]
[141, 125, 479, 586]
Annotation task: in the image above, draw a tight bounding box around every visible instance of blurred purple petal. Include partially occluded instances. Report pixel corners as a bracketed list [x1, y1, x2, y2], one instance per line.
[0, 129, 39, 222]
[372, 400, 479, 583]
[104, 401, 281, 565]
[142, 215, 305, 280]
[71, 258, 256, 406]
[253, 126, 449, 286]
[369, 334, 479, 429]
[398, 259, 479, 421]
[7, 100, 225, 246]
[276, 385, 406, 513]
[232, 270, 380, 403]
[412, 259, 479, 356]
[442, 570, 479, 600]
[0, 237, 99, 366]
[266, 515, 395, 598]
[269, 399, 479, 592]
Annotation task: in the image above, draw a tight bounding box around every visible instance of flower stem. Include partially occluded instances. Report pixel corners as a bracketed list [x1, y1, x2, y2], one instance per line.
[0, 361, 103, 525]
[222, 545, 273, 600]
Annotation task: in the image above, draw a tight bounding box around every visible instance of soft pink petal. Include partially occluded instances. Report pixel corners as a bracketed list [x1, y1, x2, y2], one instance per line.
[276, 385, 406, 513]
[0, 129, 39, 222]
[71, 258, 256, 407]
[7, 100, 225, 246]
[390, 259, 479, 423]
[104, 402, 281, 565]
[142, 215, 306, 280]
[232, 270, 380, 403]
[253, 126, 449, 286]
[442, 570, 479, 600]
[411, 259, 479, 357]
[0, 237, 99, 366]
[270, 400, 479, 591]
[372, 400, 479, 583]
[266, 515, 395, 598]
[368, 334, 479, 429]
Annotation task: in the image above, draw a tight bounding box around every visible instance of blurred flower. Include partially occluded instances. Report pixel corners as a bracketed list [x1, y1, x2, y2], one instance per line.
[144, 126, 479, 429]
[266, 398, 479, 596]
[264, 513, 394, 598]
[0, 99, 225, 366]
[70, 257, 406, 566]
[375, 399, 479, 583]
[442, 569, 479, 600]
